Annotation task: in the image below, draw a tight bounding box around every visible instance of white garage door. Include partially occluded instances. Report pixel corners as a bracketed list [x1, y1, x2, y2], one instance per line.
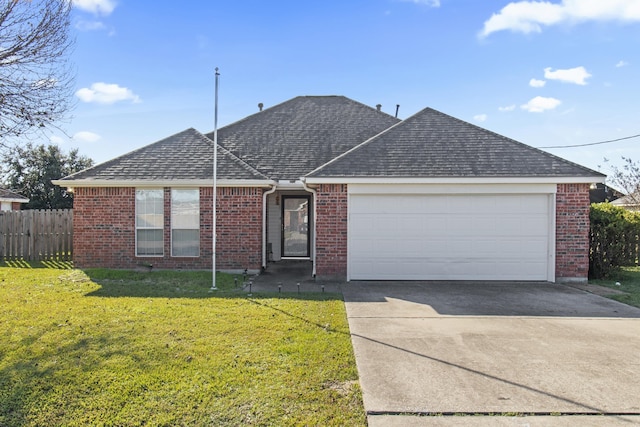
[349, 193, 552, 281]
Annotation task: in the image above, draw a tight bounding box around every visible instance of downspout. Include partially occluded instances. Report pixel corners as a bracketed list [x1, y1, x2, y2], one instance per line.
[262, 184, 277, 270]
[301, 179, 317, 278]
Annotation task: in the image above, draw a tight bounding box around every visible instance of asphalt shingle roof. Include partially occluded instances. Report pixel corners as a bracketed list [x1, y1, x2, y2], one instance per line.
[0, 188, 28, 201]
[209, 96, 401, 181]
[58, 97, 603, 184]
[308, 107, 604, 178]
[58, 128, 268, 182]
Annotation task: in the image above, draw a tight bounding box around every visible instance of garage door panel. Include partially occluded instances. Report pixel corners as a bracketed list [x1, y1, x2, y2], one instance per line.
[471, 216, 498, 233]
[350, 216, 374, 236]
[349, 193, 551, 281]
[446, 238, 478, 256]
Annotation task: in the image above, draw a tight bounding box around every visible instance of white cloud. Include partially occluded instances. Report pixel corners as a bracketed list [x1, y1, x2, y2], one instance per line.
[397, 0, 440, 7]
[75, 20, 106, 31]
[616, 60, 629, 67]
[529, 78, 546, 88]
[544, 66, 591, 85]
[73, 131, 102, 143]
[480, 0, 640, 38]
[473, 114, 488, 122]
[76, 82, 141, 104]
[521, 96, 562, 113]
[73, 0, 117, 16]
[50, 135, 65, 144]
[498, 105, 516, 112]
[480, 1, 564, 37]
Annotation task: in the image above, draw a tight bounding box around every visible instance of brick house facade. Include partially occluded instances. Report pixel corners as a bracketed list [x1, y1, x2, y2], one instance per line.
[73, 182, 593, 282]
[57, 96, 603, 282]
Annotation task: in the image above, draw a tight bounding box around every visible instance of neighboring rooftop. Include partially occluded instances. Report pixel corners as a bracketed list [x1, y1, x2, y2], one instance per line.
[612, 192, 640, 209]
[0, 188, 29, 202]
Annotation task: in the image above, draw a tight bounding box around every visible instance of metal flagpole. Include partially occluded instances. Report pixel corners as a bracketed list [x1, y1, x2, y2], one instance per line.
[211, 67, 220, 290]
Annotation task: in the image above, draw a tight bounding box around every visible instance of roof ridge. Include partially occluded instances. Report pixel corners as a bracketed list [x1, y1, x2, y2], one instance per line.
[207, 95, 398, 137]
[332, 95, 399, 120]
[209, 133, 272, 180]
[208, 97, 303, 136]
[306, 115, 405, 177]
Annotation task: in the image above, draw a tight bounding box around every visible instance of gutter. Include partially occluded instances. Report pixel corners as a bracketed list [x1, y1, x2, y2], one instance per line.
[304, 176, 607, 185]
[51, 179, 276, 189]
[301, 179, 317, 278]
[262, 184, 277, 270]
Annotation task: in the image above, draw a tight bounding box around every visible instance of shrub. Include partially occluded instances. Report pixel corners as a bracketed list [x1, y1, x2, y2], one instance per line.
[589, 203, 640, 279]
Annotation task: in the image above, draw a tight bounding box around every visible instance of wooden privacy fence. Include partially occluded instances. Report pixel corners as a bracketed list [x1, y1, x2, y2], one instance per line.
[0, 209, 73, 261]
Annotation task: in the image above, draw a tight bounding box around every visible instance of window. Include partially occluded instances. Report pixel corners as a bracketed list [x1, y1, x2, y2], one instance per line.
[171, 189, 199, 257]
[136, 189, 164, 256]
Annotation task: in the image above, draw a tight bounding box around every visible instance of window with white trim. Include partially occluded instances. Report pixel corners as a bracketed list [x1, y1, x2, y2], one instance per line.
[136, 189, 164, 256]
[171, 189, 200, 257]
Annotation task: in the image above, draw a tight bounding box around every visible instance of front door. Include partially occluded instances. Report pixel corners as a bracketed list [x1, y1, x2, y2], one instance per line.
[282, 196, 310, 258]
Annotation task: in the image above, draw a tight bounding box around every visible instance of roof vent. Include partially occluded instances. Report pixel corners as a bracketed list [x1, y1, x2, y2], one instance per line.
[395, 104, 400, 118]
[258, 102, 264, 112]
[376, 104, 382, 112]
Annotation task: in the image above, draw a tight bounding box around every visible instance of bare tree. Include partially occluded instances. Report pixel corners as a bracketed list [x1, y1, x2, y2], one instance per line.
[0, 0, 74, 143]
[606, 156, 640, 205]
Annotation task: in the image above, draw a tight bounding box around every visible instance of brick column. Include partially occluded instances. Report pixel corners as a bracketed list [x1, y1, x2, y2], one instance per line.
[315, 184, 348, 278]
[555, 183, 590, 282]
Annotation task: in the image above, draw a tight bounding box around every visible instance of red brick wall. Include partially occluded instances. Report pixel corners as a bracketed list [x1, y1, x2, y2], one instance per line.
[73, 187, 136, 268]
[212, 187, 263, 271]
[315, 184, 348, 278]
[555, 183, 590, 281]
[73, 186, 263, 271]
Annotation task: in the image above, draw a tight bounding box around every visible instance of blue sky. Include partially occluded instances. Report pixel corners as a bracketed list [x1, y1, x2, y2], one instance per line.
[56, 0, 640, 176]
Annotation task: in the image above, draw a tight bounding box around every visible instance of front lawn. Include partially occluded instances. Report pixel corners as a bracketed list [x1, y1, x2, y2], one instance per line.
[589, 266, 640, 309]
[0, 267, 365, 426]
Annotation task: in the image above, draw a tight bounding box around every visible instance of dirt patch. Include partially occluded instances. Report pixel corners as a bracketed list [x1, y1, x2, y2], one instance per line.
[324, 380, 359, 397]
[566, 283, 629, 296]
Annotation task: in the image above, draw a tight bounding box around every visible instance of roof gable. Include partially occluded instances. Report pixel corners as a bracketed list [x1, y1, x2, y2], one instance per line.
[209, 96, 401, 181]
[308, 107, 605, 179]
[58, 128, 269, 183]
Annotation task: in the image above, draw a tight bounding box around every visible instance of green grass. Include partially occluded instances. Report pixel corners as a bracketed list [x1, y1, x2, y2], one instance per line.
[589, 266, 640, 308]
[0, 267, 365, 426]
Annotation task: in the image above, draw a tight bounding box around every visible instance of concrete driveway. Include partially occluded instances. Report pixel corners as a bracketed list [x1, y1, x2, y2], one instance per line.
[341, 282, 640, 426]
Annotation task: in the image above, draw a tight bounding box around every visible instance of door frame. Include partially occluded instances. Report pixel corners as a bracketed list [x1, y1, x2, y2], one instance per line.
[281, 195, 311, 258]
